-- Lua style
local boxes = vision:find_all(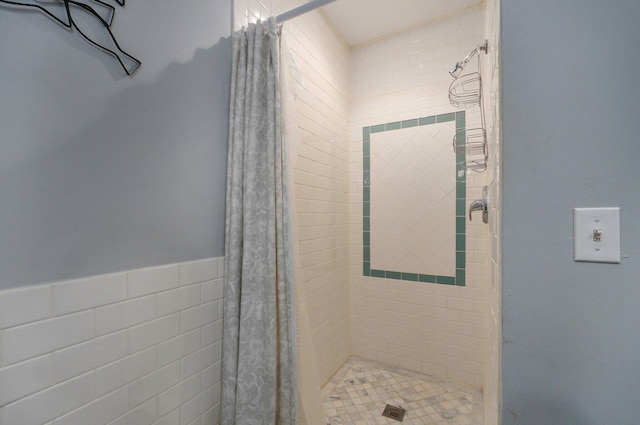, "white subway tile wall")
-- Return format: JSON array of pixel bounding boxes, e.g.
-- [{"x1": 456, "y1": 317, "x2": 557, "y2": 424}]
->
[
  {"x1": 235, "y1": 0, "x2": 352, "y2": 385},
  {"x1": 0, "y1": 257, "x2": 224, "y2": 425},
  {"x1": 348, "y1": 7, "x2": 490, "y2": 388},
  {"x1": 235, "y1": 2, "x2": 491, "y2": 389}
]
